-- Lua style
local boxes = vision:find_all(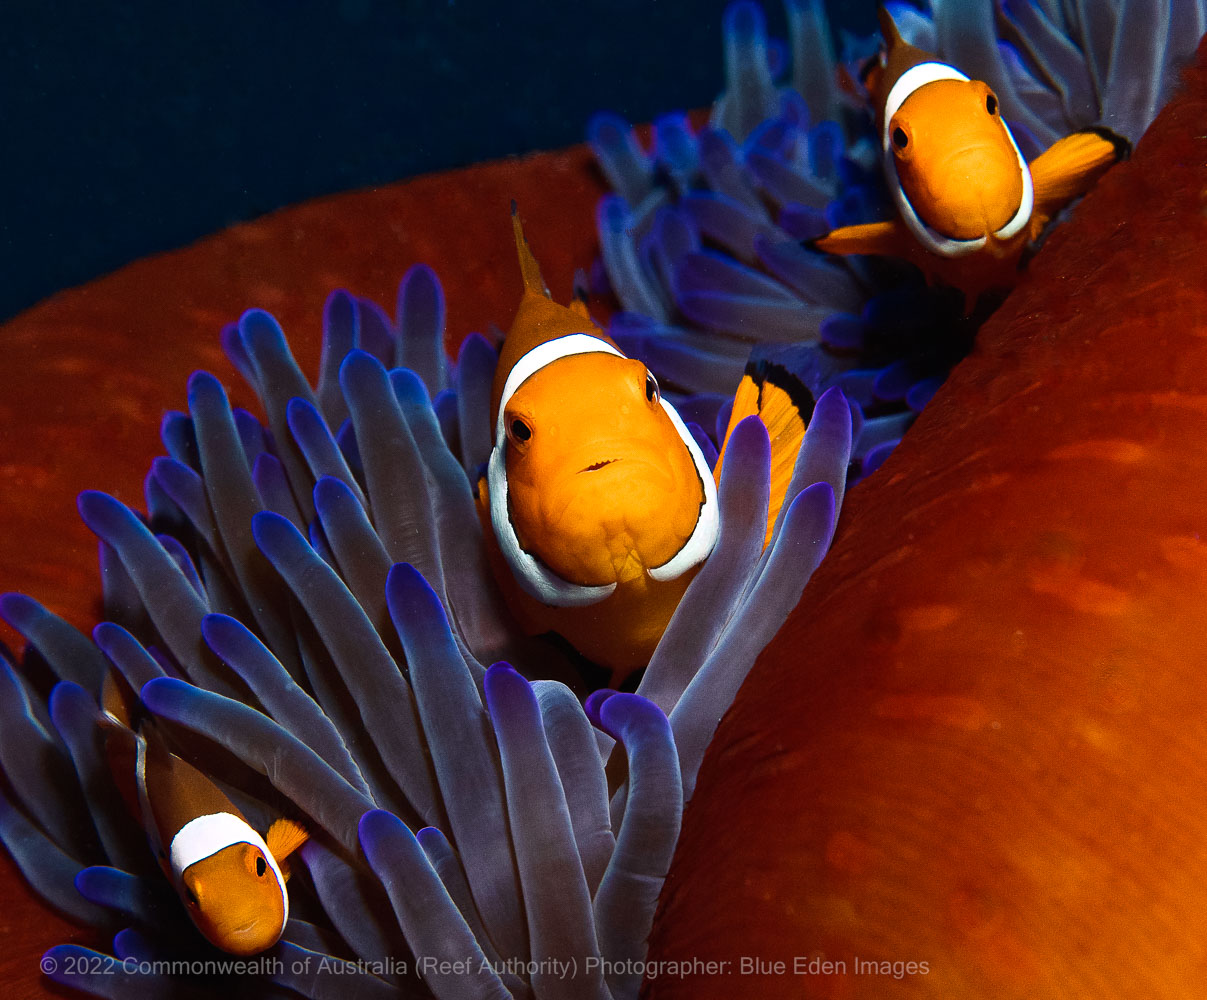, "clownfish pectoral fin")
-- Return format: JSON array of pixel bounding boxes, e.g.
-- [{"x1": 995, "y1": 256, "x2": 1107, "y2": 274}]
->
[
  {"x1": 715, "y1": 352, "x2": 819, "y2": 548},
  {"x1": 511, "y1": 201, "x2": 550, "y2": 299},
  {"x1": 264, "y1": 817, "x2": 308, "y2": 882},
  {"x1": 1027, "y1": 127, "x2": 1131, "y2": 239},
  {"x1": 811, "y1": 220, "x2": 914, "y2": 260}
]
